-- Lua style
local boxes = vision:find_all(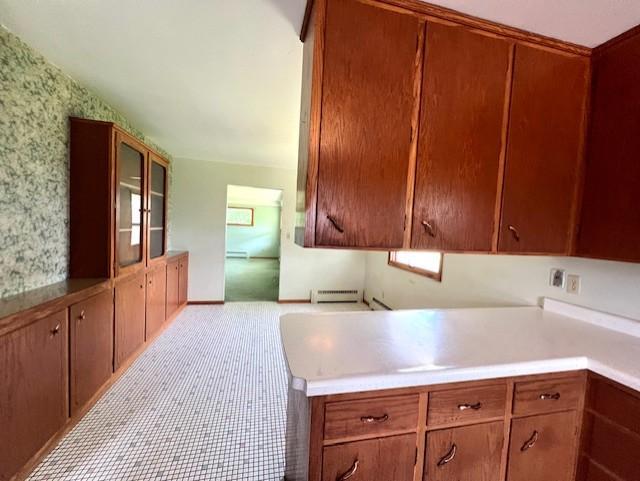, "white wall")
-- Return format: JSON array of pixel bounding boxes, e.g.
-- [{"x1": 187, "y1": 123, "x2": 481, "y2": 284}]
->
[
  {"x1": 169, "y1": 157, "x2": 367, "y2": 301},
  {"x1": 365, "y1": 252, "x2": 640, "y2": 319}
]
